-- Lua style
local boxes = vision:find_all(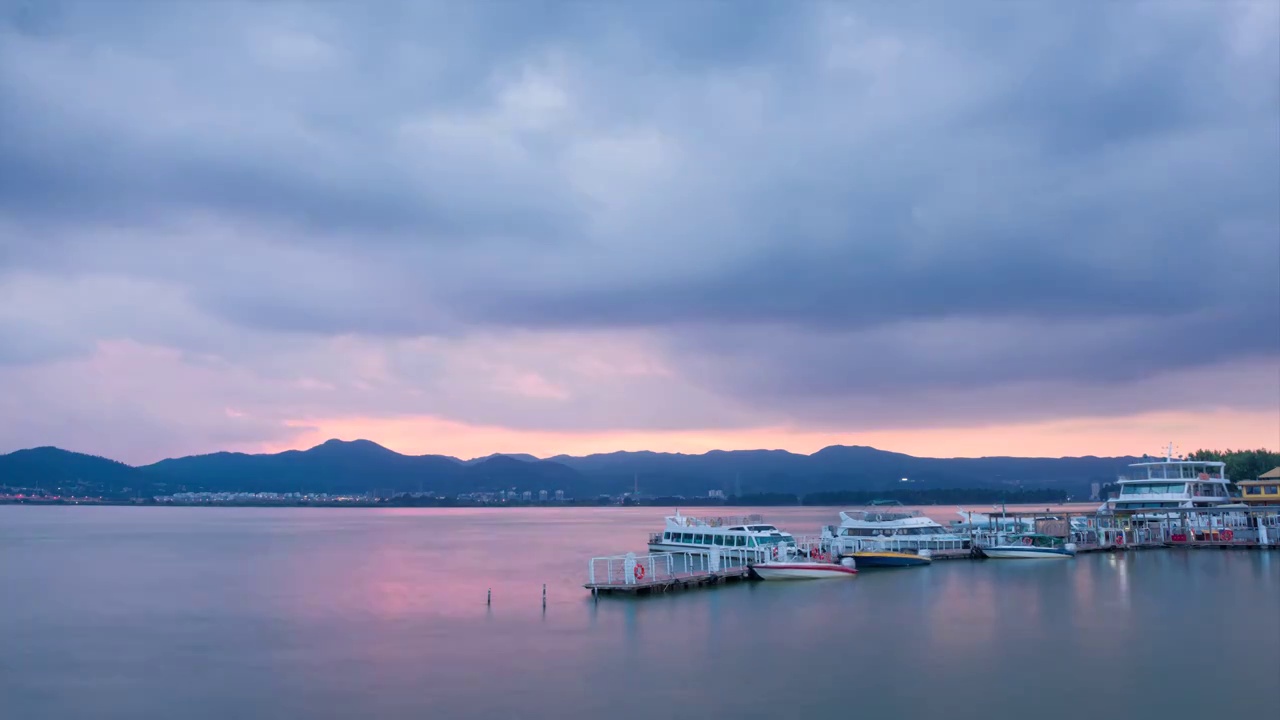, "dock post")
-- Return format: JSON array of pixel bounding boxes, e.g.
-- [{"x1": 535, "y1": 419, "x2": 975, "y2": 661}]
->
[
  {"x1": 487, "y1": 588, "x2": 491, "y2": 606},
  {"x1": 542, "y1": 584, "x2": 547, "y2": 609}
]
